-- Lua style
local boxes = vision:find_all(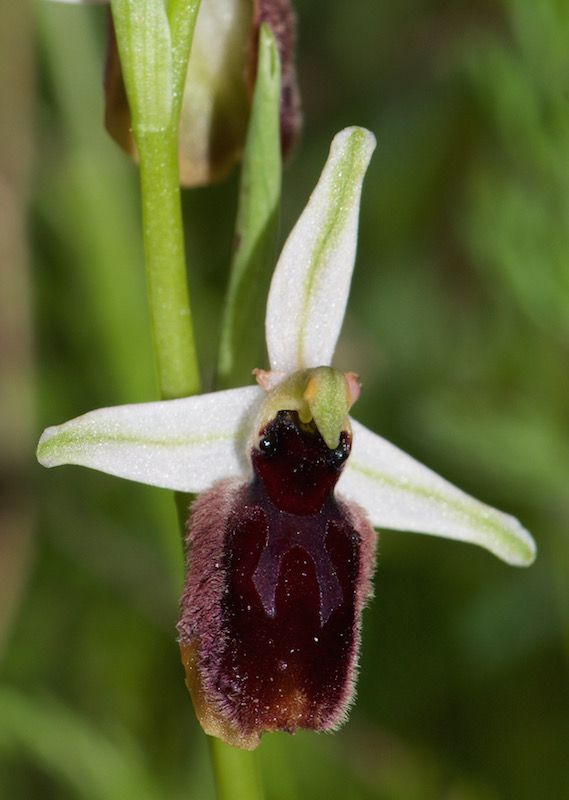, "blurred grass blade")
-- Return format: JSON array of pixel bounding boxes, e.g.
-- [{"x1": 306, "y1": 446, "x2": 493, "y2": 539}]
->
[
  {"x1": 0, "y1": 0, "x2": 34, "y2": 658},
  {"x1": 38, "y1": 2, "x2": 156, "y2": 403},
  {"x1": 216, "y1": 23, "x2": 282, "y2": 388},
  {"x1": 0, "y1": 687, "x2": 161, "y2": 800}
]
